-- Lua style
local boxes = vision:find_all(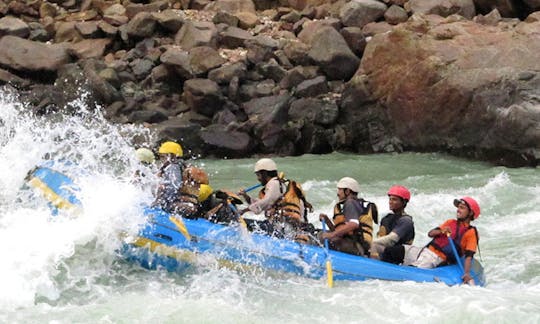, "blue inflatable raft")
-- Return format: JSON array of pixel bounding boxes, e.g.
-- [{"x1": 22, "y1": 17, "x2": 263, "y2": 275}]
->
[{"x1": 26, "y1": 163, "x2": 486, "y2": 286}]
